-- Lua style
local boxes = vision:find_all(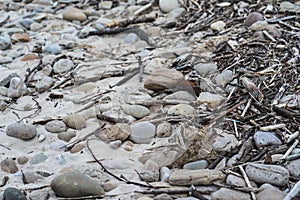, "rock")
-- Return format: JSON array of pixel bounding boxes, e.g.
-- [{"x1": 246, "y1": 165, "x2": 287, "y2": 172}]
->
[
  {"x1": 168, "y1": 169, "x2": 225, "y2": 186},
  {"x1": 254, "y1": 131, "x2": 282, "y2": 147},
  {"x1": 99, "y1": 1, "x2": 113, "y2": 9},
  {"x1": 11, "y1": 33, "x2": 29, "y2": 42},
  {"x1": 197, "y1": 92, "x2": 225, "y2": 108},
  {"x1": 0, "y1": 32, "x2": 11, "y2": 50},
  {"x1": 163, "y1": 91, "x2": 196, "y2": 101},
  {"x1": 0, "y1": 87, "x2": 8, "y2": 97},
  {"x1": 124, "y1": 33, "x2": 139, "y2": 44},
  {"x1": 30, "y1": 153, "x2": 48, "y2": 164},
  {"x1": 30, "y1": 22, "x2": 44, "y2": 31},
  {"x1": 183, "y1": 160, "x2": 208, "y2": 170},
  {"x1": 17, "y1": 156, "x2": 29, "y2": 165},
  {"x1": 280, "y1": 2, "x2": 300, "y2": 13},
  {"x1": 0, "y1": 56, "x2": 13, "y2": 64},
  {"x1": 53, "y1": 59, "x2": 74, "y2": 74},
  {"x1": 214, "y1": 70, "x2": 233, "y2": 87},
  {"x1": 210, "y1": 20, "x2": 226, "y2": 31},
  {"x1": 285, "y1": 159, "x2": 300, "y2": 177},
  {"x1": 58, "y1": 130, "x2": 76, "y2": 142},
  {"x1": 140, "y1": 160, "x2": 160, "y2": 182},
  {"x1": 256, "y1": 183, "x2": 286, "y2": 200},
  {"x1": 167, "y1": 104, "x2": 196, "y2": 116},
  {"x1": 3, "y1": 187, "x2": 26, "y2": 200},
  {"x1": 193, "y1": 63, "x2": 218, "y2": 76},
  {"x1": 144, "y1": 68, "x2": 184, "y2": 91},
  {"x1": 263, "y1": 24, "x2": 282, "y2": 38},
  {"x1": 22, "y1": 171, "x2": 44, "y2": 183},
  {"x1": 130, "y1": 122, "x2": 156, "y2": 144},
  {"x1": 160, "y1": 166, "x2": 172, "y2": 181},
  {"x1": 44, "y1": 44, "x2": 62, "y2": 55},
  {"x1": 6, "y1": 123, "x2": 37, "y2": 140},
  {"x1": 35, "y1": 76, "x2": 54, "y2": 93},
  {"x1": 38, "y1": 133, "x2": 46, "y2": 142},
  {"x1": 213, "y1": 130, "x2": 238, "y2": 153},
  {"x1": 245, "y1": 163, "x2": 289, "y2": 186},
  {"x1": 159, "y1": 0, "x2": 184, "y2": 13},
  {"x1": 154, "y1": 193, "x2": 173, "y2": 200},
  {"x1": 19, "y1": 18, "x2": 34, "y2": 29},
  {"x1": 109, "y1": 140, "x2": 122, "y2": 149},
  {"x1": 226, "y1": 174, "x2": 247, "y2": 187},
  {"x1": 122, "y1": 104, "x2": 150, "y2": 119},
  {"x1": 96, "y1": 123, "x2": 130, "y2": 142},
  {"x1": 21, "y1": 53, "x2": 39, "y2": 61},
  {"x1": 45, "y1": 120, "x2": 67, "y2": 133},
  {"x1": 70, "y1": 142, "x2": 85, "y2": 153},
  {"x1": 63, "y1": 7, "x2": 87, "y2": 22},
  {"x1": 102, "y1": 179, "x2": 118, "y2": 192},
  {"x1": 245, "y1": 12, "x2": 264, "y2": 28},
  {"x1": 51, "y1": 171, "x2": 105, "y2": 197},
  {"x1": 211, "y1": 188, "x2": 251, "y2": 200},
  {"x1": 156, "y1": 122, "x2": 172, "y2": 138},
  {"x1": 63, "y1": 113, "x2": 86, "y2": 130},
  {"x1": 7, "y1": 77, "x2": 28, "y2": 98},
  {"x1": 166, "y1": 8, "x2": 186, "y2": 25},
  {"x1": 1, "y1": 158, "x2": 18, "y2": 173},
  {"x1": 137, "y1": 197, "x2": 153, "y2": 200}
]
